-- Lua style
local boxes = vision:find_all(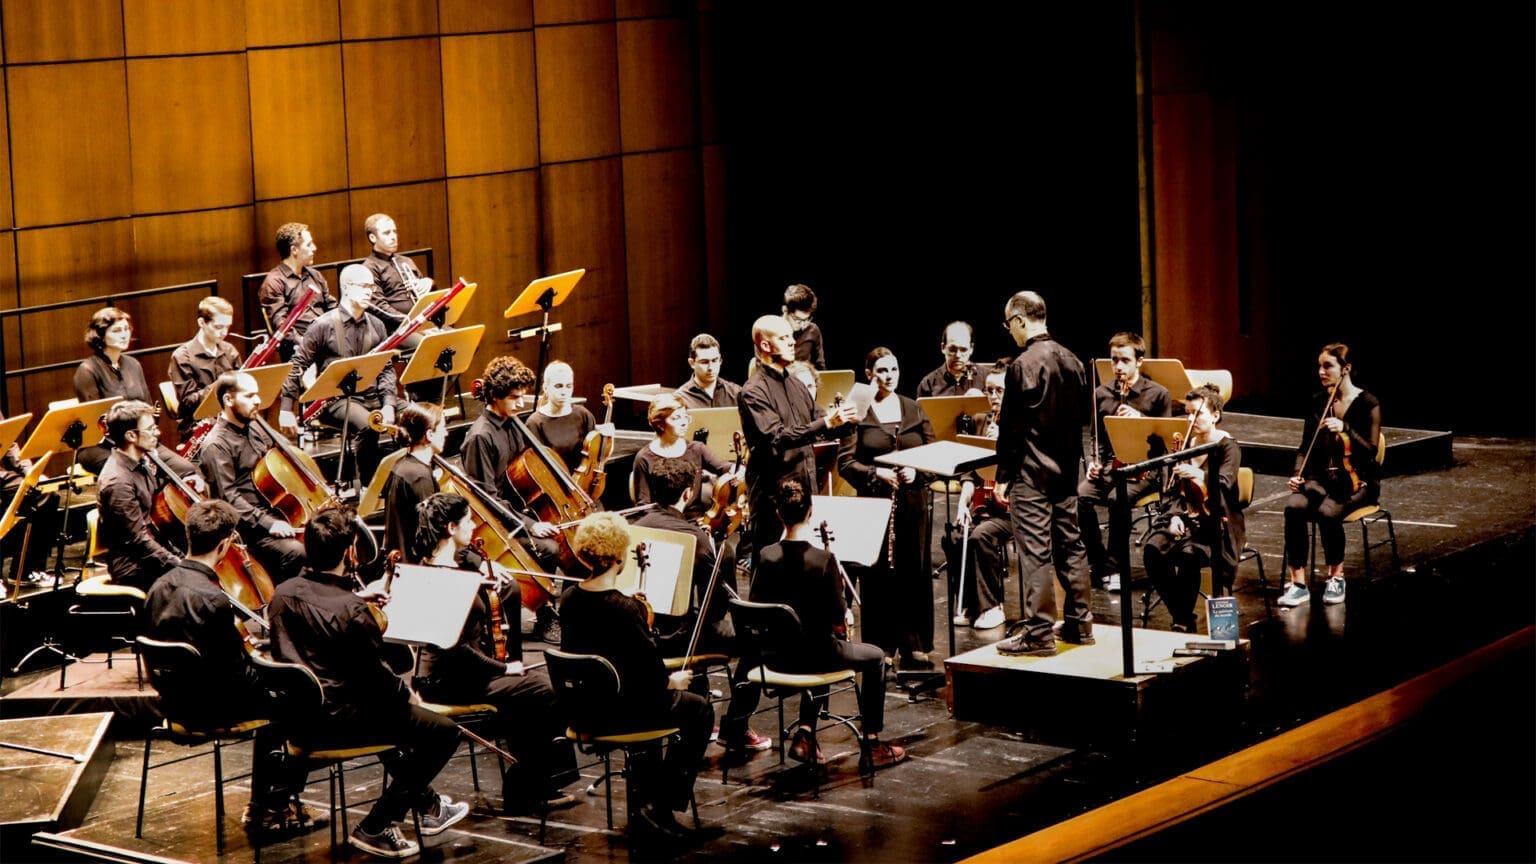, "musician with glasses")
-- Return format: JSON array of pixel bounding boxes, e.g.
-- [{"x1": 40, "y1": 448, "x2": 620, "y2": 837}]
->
[
  {"x1": 915, "y1": 321, "x2": 982, "y2": 398},
  {"x1": 257, "y1": 222, "x2": 335, "y2": 362},
  {"x1": 948, "y1": 360, "x2": 1012, "y2": 630},
  {"x1": 96, "y1": 400, "x2": 197, "y2": 590}
]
